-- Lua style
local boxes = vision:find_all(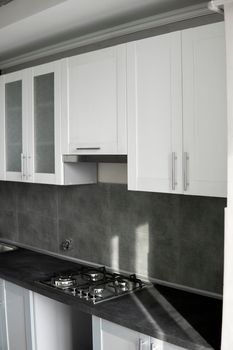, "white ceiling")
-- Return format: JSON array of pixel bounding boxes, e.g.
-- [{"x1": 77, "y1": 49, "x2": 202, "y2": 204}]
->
[{"x1": 0, "y1": 0, "x2": 207, "y2": 62}]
